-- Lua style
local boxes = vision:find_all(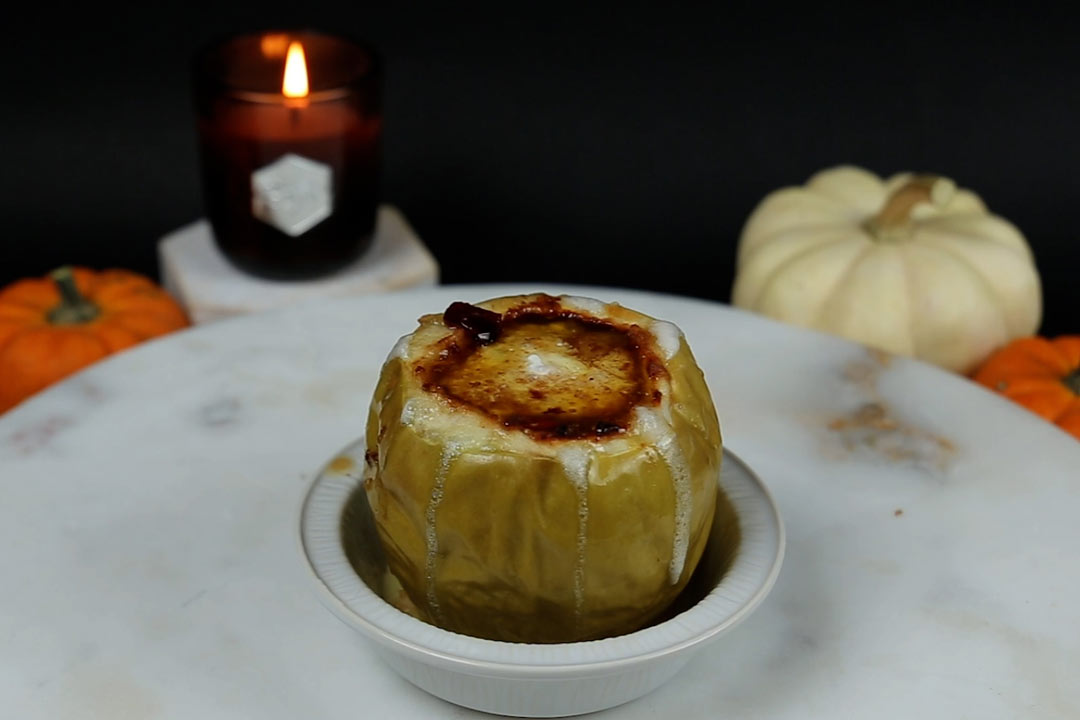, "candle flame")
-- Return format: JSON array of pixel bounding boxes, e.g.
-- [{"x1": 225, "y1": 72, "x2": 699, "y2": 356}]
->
[{"x1": 282, "y1": 42, "x2": 309, "y2": 98}]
